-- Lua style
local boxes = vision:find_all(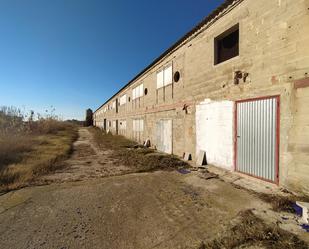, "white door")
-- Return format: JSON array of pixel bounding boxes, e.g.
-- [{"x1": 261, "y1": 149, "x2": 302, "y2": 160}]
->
[{"x1": 156, "y1": 120, "x2": 172, "y2": 154}]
